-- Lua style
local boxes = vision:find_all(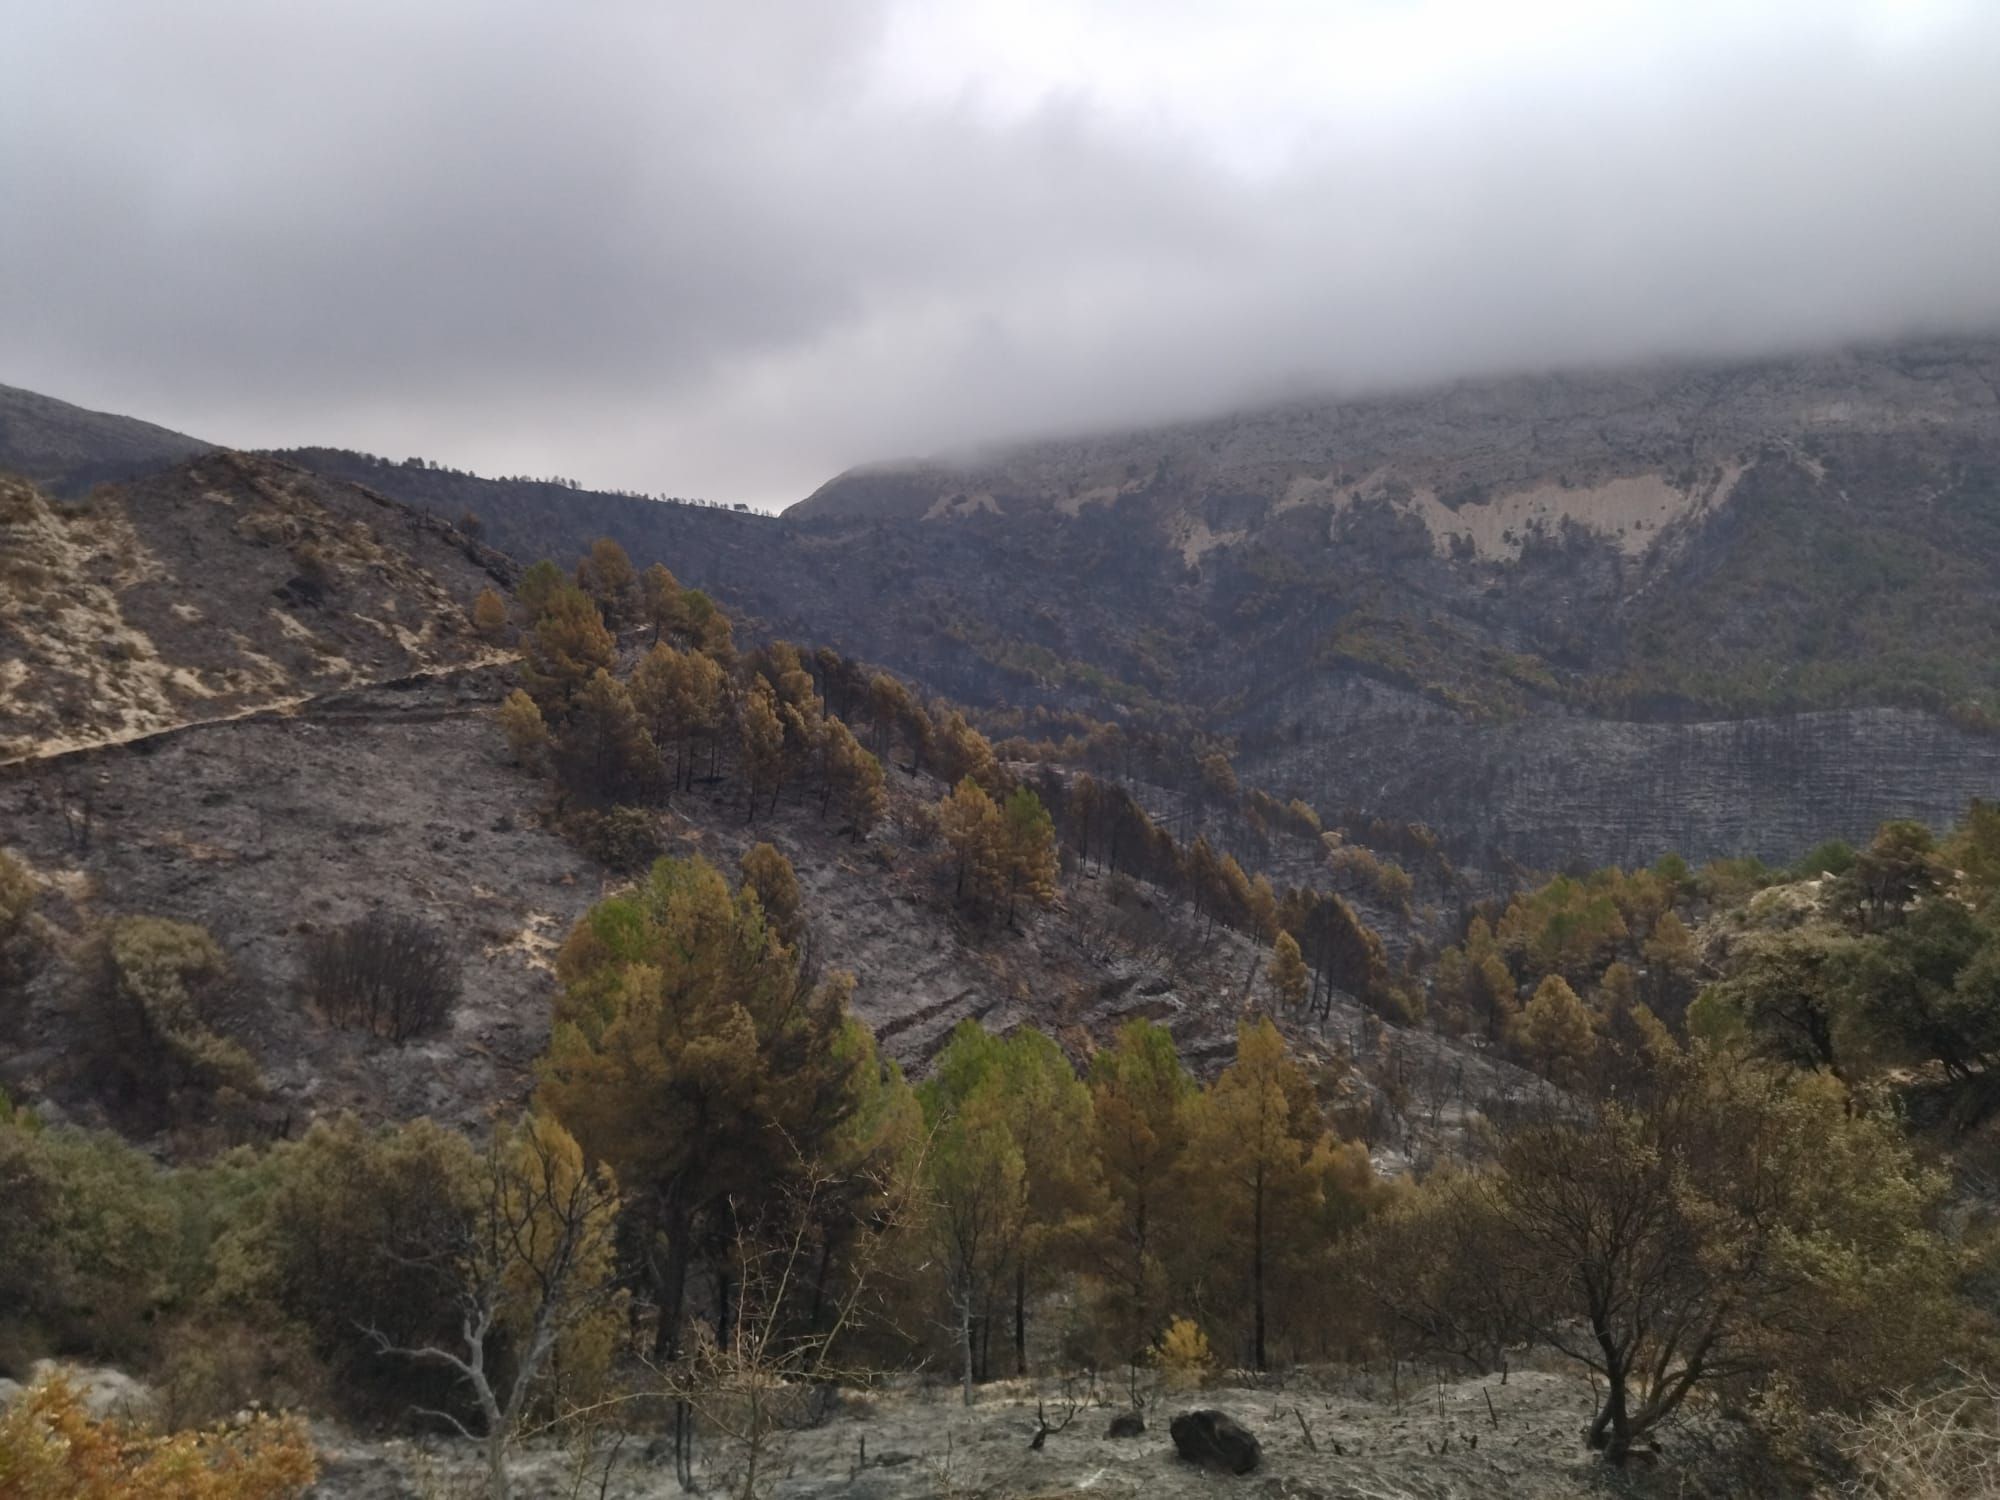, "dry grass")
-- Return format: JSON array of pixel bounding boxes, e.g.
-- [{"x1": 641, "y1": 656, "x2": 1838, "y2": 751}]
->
[{"x1": 1837, "y1": 1371, "x2": 2000, "y2": 1499}]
